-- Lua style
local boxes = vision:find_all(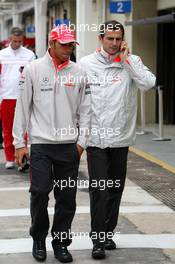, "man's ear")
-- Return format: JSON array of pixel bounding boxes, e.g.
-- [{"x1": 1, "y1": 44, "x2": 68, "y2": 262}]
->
[
  {"x1": 49, "y1": 40, "x2": 53, "y2": 47},
  {"x1": 50, "y1": 40, "x2": 57, "y2": 49},
  {"x1": 49, "y1": 40, "x2": 57, "y2": 50},
  {"x1": 98, "y1": 35, "x2": 102, "y2": 42}
]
